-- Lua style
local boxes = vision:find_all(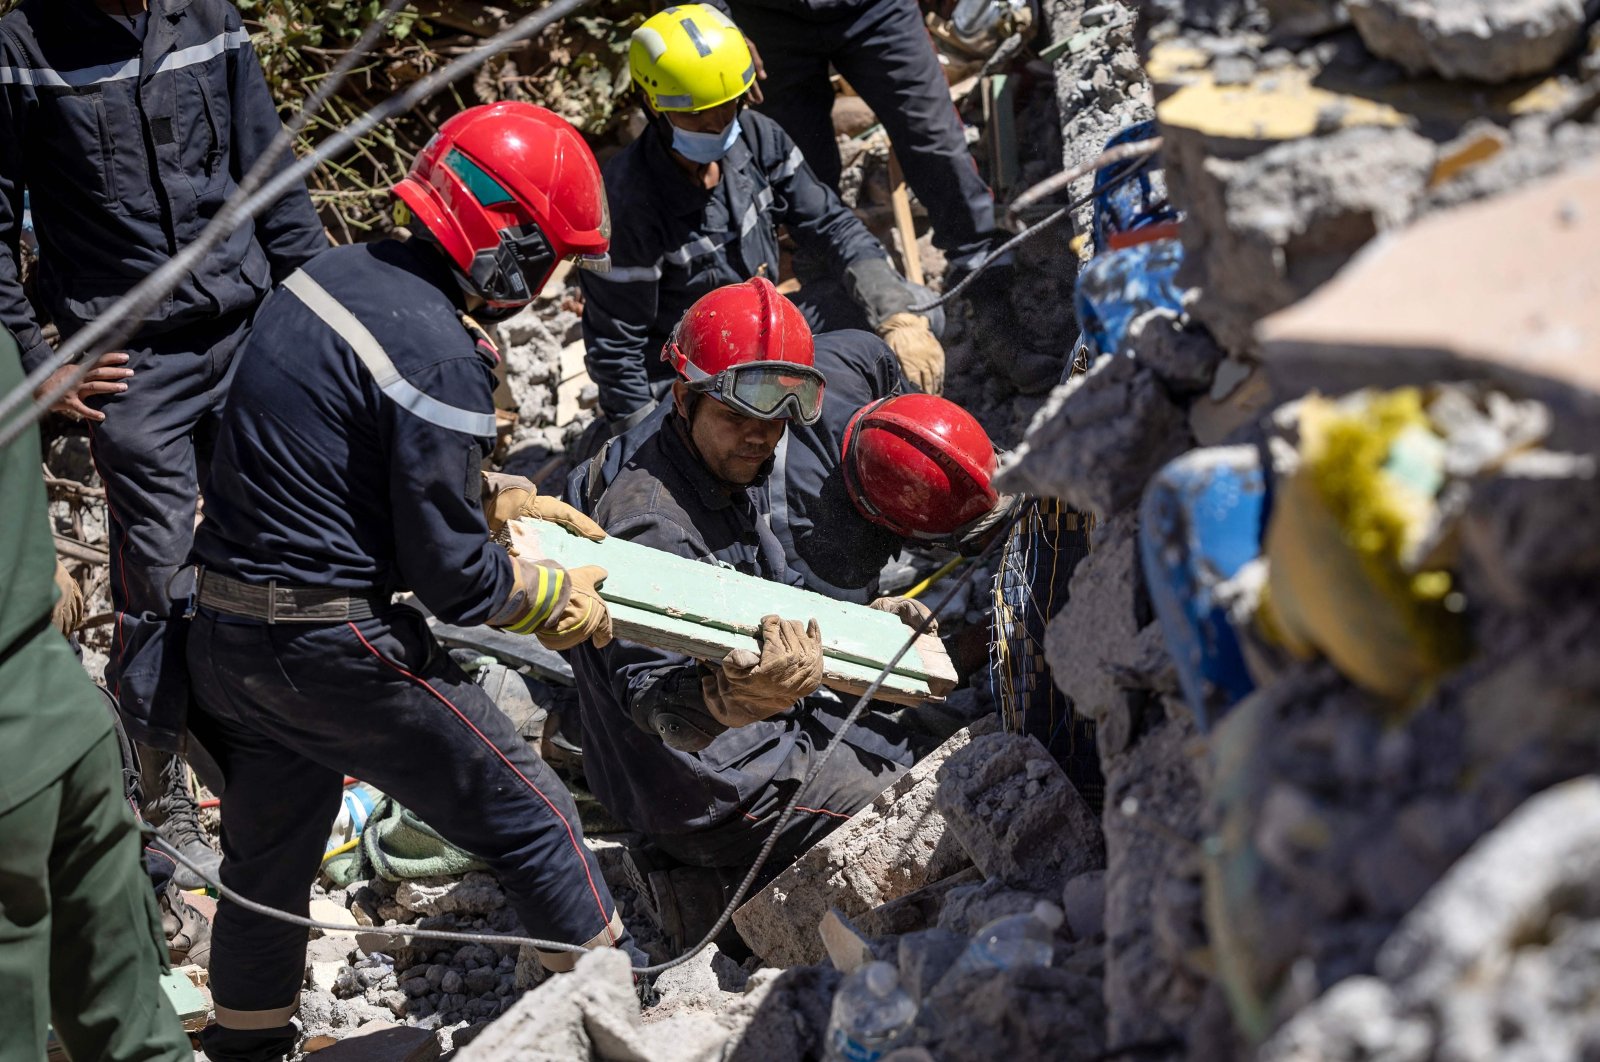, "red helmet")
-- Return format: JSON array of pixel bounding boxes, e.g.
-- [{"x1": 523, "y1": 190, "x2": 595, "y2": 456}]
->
[
  {"x1": 842, "y1": 394, "x2": 1000, "y2": 538},
  {"x1": 664, "y1": 278, "x2": 826, "y2": 424},
  {"x1": 395, "y1": 102, "x2": 610, "y2": 314}
]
